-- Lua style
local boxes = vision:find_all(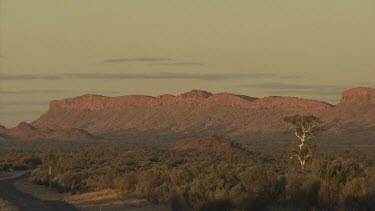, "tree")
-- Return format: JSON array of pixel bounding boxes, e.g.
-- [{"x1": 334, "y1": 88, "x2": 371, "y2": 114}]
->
[
  {"x1": 42, "y1": 153, "x2": 57, "y2": 189},
  {"x1": 284, "y1": 115, "x2": 322, "y2": 169}
]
